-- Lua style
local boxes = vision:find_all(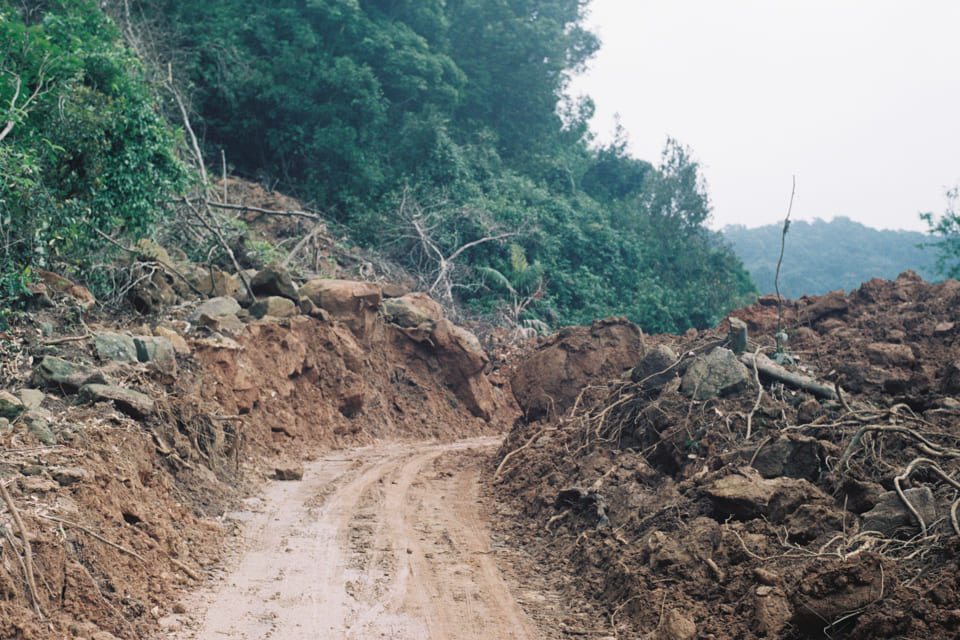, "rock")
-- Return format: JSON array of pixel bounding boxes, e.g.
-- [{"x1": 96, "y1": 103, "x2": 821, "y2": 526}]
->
[
  {"x1": 94, "y1": 332, "x2": 138, "y2": 362},
  {"x1": 15, "y1": 389, "x2": 45, "y2": 409},
  {"x1": 430, "y1": 319, "x2": 495, "y2": 420},
  {"x1": 655, "y1": 610, "x2": 697, "y2": 640},
  {"x1": 630, "y1": 344, "x2": 678, "y2": 389},
  {"x1": 727, "y1": 317, "x2": 748, "y2": 354},
  {"x1": 750, "y1": 434, "x2": 822, "y2": 481},
  {"x1": 153, "y1": 326, "x2": 191, "y2": 355},
  {"x1": 0, "y1": 417, "x2": 9, "y2": 432},
  {"x1": 941, "y1": 361, "x2": 960, "y2": 395},
  {"x1": 194, "y1": 333, "x2": 244, "y2": 350},
  {"x1": 18, "y1": 475, "x2": 59, "y2": 494},
  {"x1": 249, "y1": 296, "x2": 298, "y2": 319},
  {"x1": 134, "y1": 336, "x2": 178, "y2": 375},
  {"x1": 251, "y1": 263, "x2": 299, "y2": 300},
  {"x1": 704, "y1": 466, "x2": 825, "y2": 522},
  {"x1": 191, "y1": 296, "x2": 242, "y2": 320},
  {"x1": 130, "y1": 269, "x2": 179, "y2": 313},
  {"x1": 197, "y1": 312, "x2": 246, "y2": 336},
  {"x1": 32, "y1": 356, "x2": 107, "y2": 391},
  {"x1": 0, "y1": 391, "x2": 24, "y2": 420},
  {"x1": 23, "y1": 410, "x2": 57, "y2": 445},
  {"x1": 753, "y1": 588, "x2": 792, "y2": 637},
  {"x1": 681, "y1": 347, "x2": 751, "y2": 400},
  {"x1": 275, "y1": 464, "x2": 304, "y2": 481},
  {"x1": 796, "y1": 398, "x2": 822, "y2": 424},
  {"x1": 299, "y1": 279, "x2": 382, "y2": 339},
  {"x1": 861, "y1": 487, "x2": 937, "y2": 536},
  {"x1": 934, "y1": 321, "x2": 955, "y2": 335},
  {"x1": 804, "y1": 290, "x2": 848, "y2": 322},
  {"x1": 78, "y1": 384, "x2": 155, "y2": 418},
  {"x1": 182, "y1": 264, "x2": 238, "y2": 298},
  {"x1": 511, "y1": 318, "x2": 644, "y2": 420},
  {"x1": 382, "y1": 292, "x2": 444, "y2": 328},
  {"x1": 91, "y1": 632, "x2": 121, "y2": 640},
  {"x1": 51, "y1": 467, "x2": 92, "y2": 486},
  {"x1": 68, "y1": 621, "x2": 102, "y2": 639},
  {"x1": 866, "y1": 342, "x2": 916, "y2": 367}
]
